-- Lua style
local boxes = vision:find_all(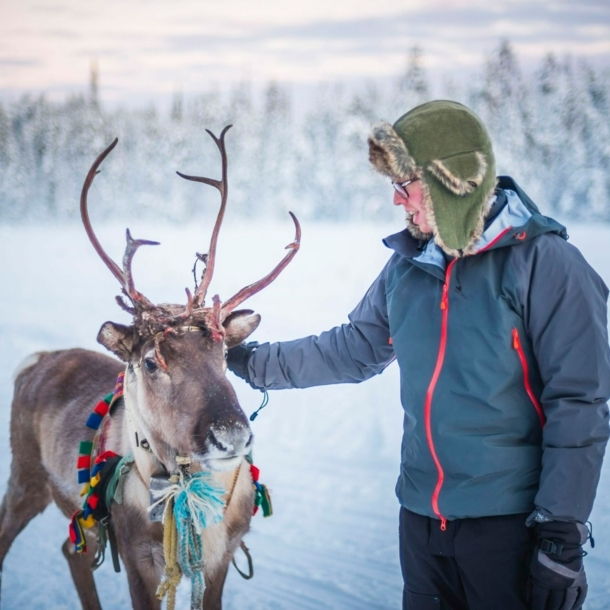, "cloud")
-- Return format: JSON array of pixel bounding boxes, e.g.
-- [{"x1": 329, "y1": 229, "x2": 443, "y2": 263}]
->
[
  {"x1": 0, "y1": 58, "x2": 41, "y2": 67},
  {"x1": 45, "y1": 29, "x2": 82, "y2": 40},
  {"x1": 160, "y1": 3, "x2": 610, "y2": 60},
  {"x1": 1, "y1": 0, "x2": 608, "y2": 101}
]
